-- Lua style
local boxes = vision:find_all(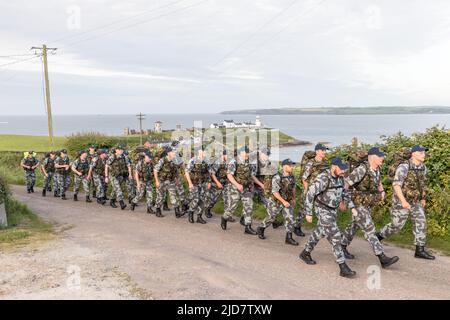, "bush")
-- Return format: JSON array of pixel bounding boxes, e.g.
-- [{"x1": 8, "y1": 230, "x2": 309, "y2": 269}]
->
[{"x1": 0, "y1": 171, "x2": 11, "y2": 205}]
